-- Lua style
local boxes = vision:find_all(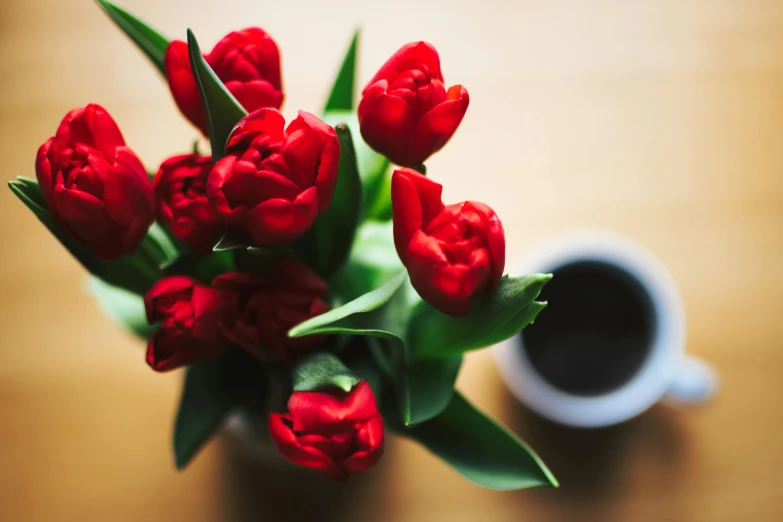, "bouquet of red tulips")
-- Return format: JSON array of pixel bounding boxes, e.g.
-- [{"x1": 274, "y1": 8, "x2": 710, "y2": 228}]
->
[{"x1": 8, "y1": 1, "x2": 557, "y2": 489}]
